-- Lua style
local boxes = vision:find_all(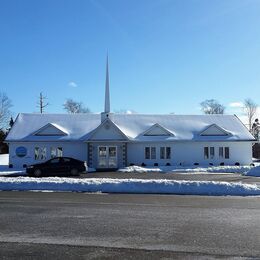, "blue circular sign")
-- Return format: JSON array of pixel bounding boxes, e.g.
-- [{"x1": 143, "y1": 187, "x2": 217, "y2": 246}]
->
[{"x1": 16, "y1": 146, "x2": 27, "y2": 157}]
